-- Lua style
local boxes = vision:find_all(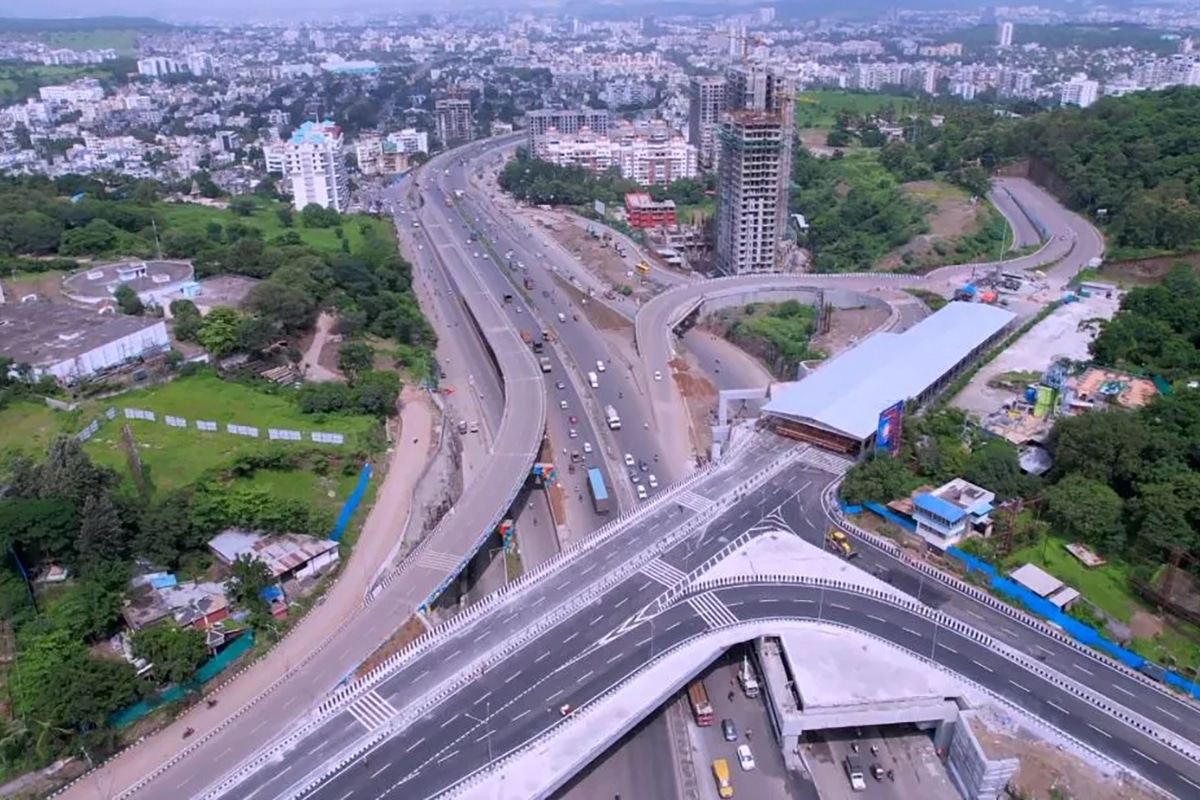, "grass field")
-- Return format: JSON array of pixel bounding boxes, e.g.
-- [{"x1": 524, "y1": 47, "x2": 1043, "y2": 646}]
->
[
  {"x1": 0, "y1": 374, "x2": 381, "y2": 493},
  {"x1": 1004, "y1": 536, "x2": 1136, "y2": 623},
  {"x1": 0, "y1": 63, "x2": 126, "y2": 103},
  {"x1": 156, "y1": 199, "x2": 394, "y2": 256},
  {"x1": 793, "y1": 90, "x2": 918, "y2": 129},
  {"x1": 41, "y1": 30, "x2": 141, "y2": 55}
]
